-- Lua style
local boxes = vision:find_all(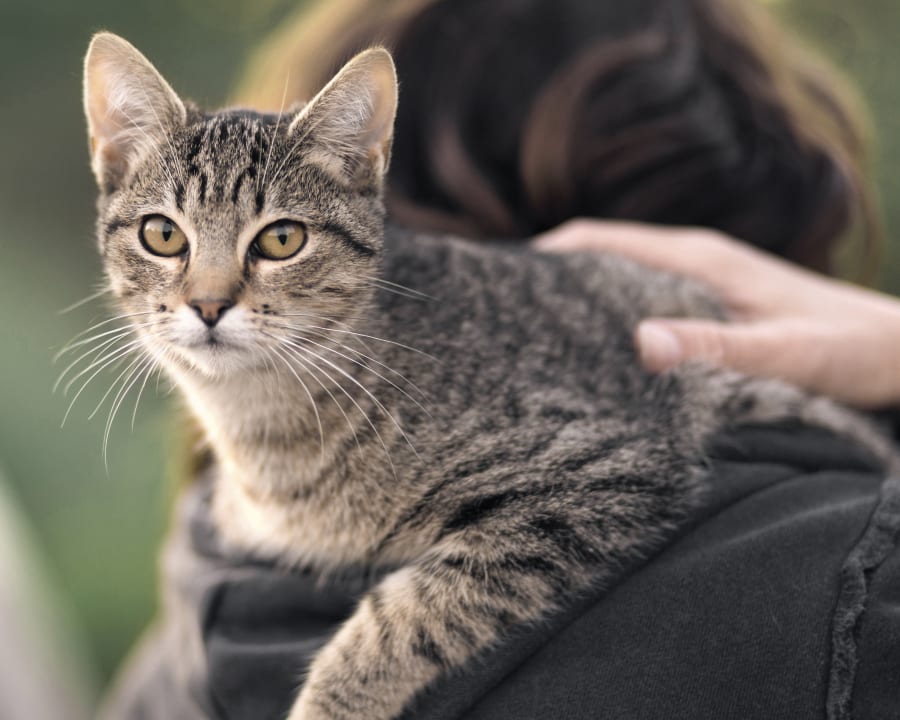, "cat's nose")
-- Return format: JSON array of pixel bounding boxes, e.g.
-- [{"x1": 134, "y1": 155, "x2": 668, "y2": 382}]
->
[{"x1": 189, "y1": 298, "x2": 234, "y2": 328}]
